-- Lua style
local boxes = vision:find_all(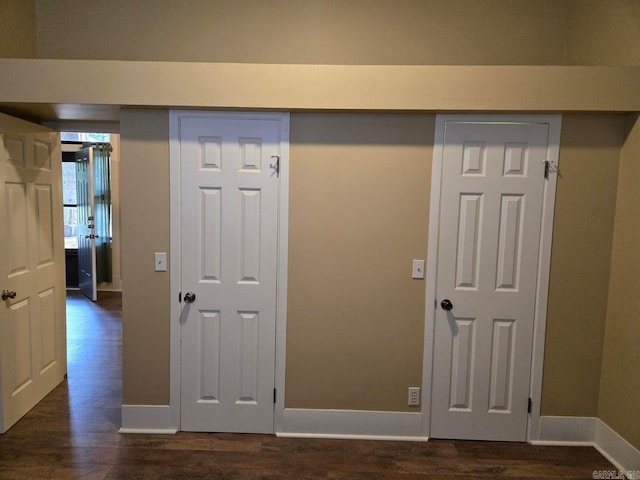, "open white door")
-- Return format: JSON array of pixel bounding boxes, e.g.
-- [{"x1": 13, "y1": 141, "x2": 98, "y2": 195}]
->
[
  {"x1": 175, "y1": 112, "x2": 287, "y2": 433},
  {"x1": 76, "y1": 147, "x2": 97, "y2": 301},
  {"x1": 429, "y1": 116, "x2": 560, "y2": 441},
  {"x1": 0, "y1": 113, "x2": 66, "y2": 433}
]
